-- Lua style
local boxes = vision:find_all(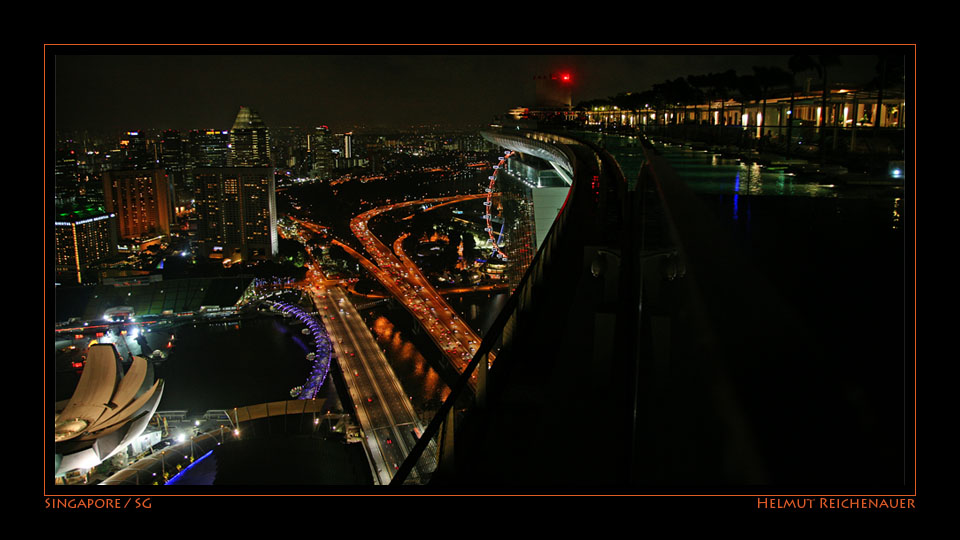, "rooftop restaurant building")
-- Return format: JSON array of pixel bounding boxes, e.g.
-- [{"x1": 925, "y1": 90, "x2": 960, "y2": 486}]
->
[{"x1": 577, "y1": 85, "x2": 906, "y2": 155}]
